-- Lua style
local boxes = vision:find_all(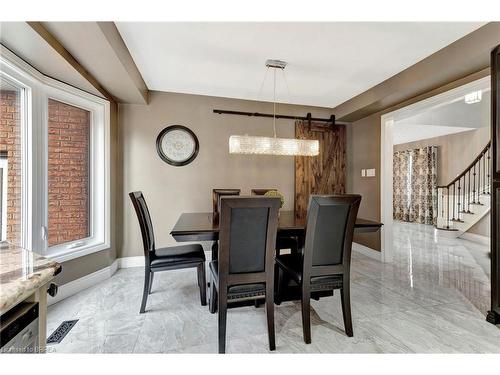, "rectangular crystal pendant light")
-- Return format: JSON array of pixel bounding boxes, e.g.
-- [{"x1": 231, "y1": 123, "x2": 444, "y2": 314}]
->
[
  {"x1": 229, "y1": 135, "x2": 319, "y2": 156},
  {"x1": 228, "y1": 59, "x2": 320, "y2": 157}
]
